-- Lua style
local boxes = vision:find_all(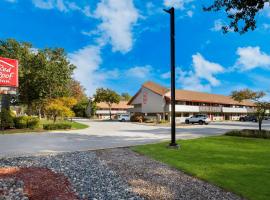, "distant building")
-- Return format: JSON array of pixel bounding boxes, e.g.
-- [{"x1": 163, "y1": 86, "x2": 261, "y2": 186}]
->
[
  {"x1": 128, "y1": 81, "x2": 255, "y2": 122},
  {"x1": 96, "y1": 101, "x2": 133, "y2": 119}
]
